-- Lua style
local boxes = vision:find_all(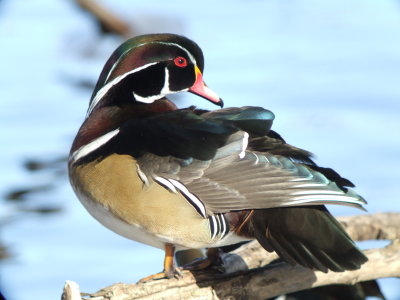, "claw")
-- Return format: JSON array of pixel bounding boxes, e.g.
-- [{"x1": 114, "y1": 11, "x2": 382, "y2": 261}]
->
[
  {"x1": 138, "y1": 267, "x2": 183, "y2": 283},
  {"x1": 138, "y1": 243, "x2": 180, "y2": 283},
  {"x1": 173, "y1": 267, "x2": 183, "y2": 279}
]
